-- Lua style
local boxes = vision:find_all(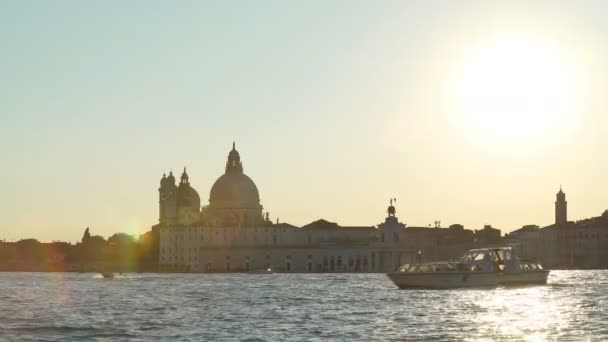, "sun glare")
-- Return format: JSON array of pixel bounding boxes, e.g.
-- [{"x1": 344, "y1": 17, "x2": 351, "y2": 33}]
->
[{"x1": 444, "y1": 33, "x2": 586, "y2": 147}]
